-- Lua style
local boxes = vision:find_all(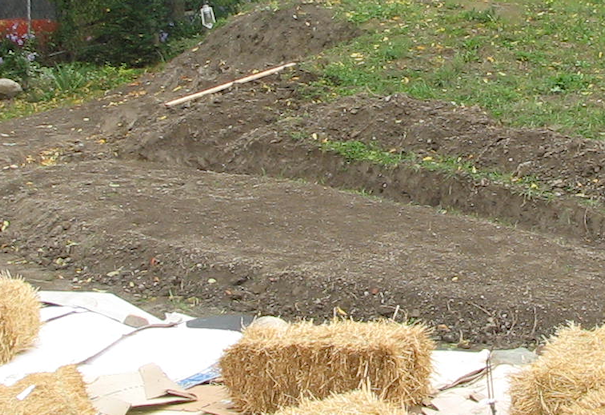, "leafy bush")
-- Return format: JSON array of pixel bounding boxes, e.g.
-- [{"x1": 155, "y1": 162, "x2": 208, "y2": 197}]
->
[
  {"x1": 51, "y1": 0, "x2": 170, "y2": 67},
  {"x1": 50, "y1": 0, "x2": 252, "y2": 67},
  {"x1": 38, "y1": 64, "x2": 88, "y2": 94}
]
